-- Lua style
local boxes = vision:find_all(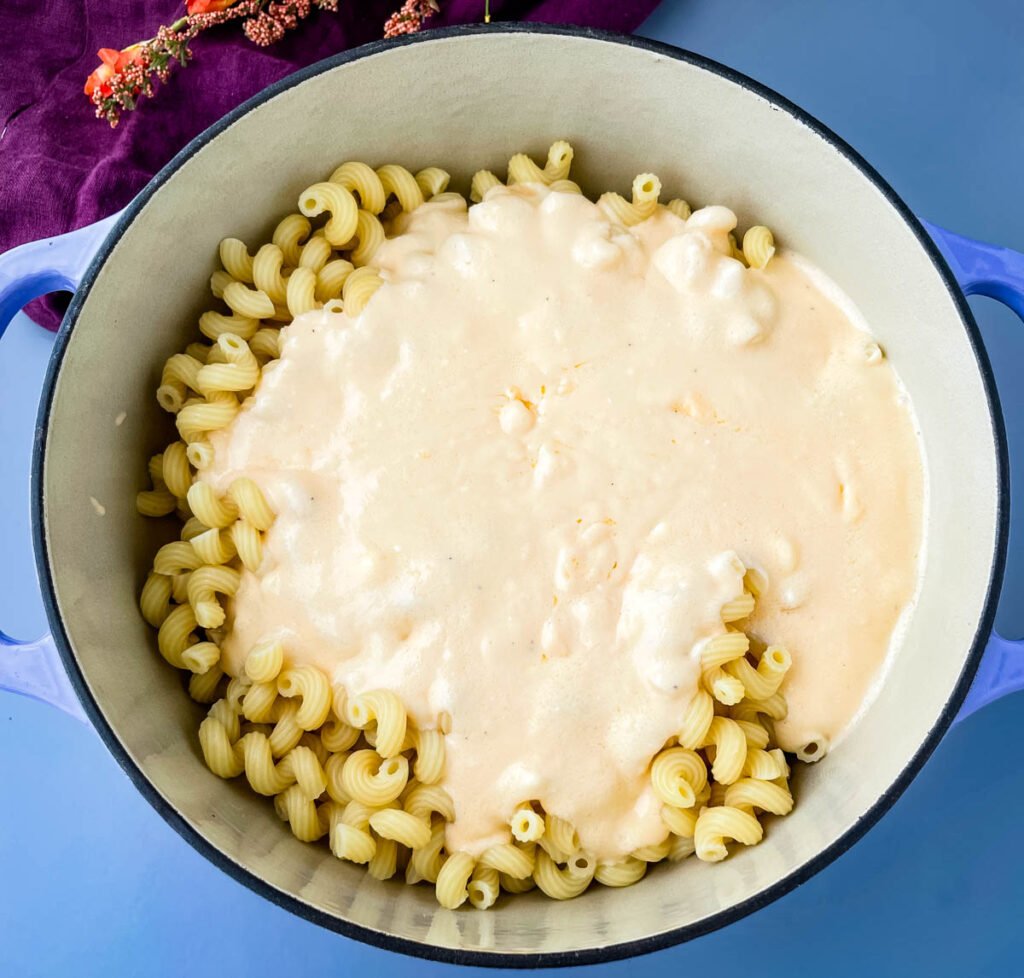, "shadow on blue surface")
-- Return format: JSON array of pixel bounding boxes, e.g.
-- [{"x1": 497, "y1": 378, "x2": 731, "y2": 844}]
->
[{"x1": 3, "y1": 1, "x2": 1023, "y2": 974}]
